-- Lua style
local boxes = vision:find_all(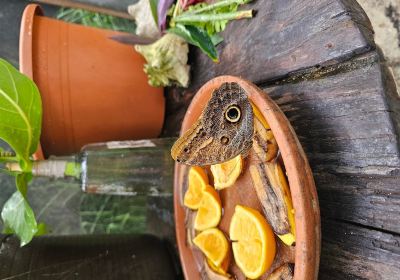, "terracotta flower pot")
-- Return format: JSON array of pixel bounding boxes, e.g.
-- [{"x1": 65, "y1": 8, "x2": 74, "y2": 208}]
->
[
  {"x1": 20, "y1": 4, "x2": 165, "y2": 159},
  {"x1": 174, "y1": 76, "x2": 321, "y2": 279}
]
